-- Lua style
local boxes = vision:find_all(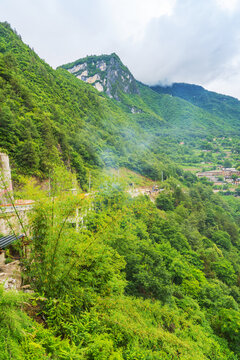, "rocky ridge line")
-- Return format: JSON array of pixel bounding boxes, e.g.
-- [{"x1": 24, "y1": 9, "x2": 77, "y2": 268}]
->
[{"x1": 61, "y1": 53, "x2": 139, "y2": 100}]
